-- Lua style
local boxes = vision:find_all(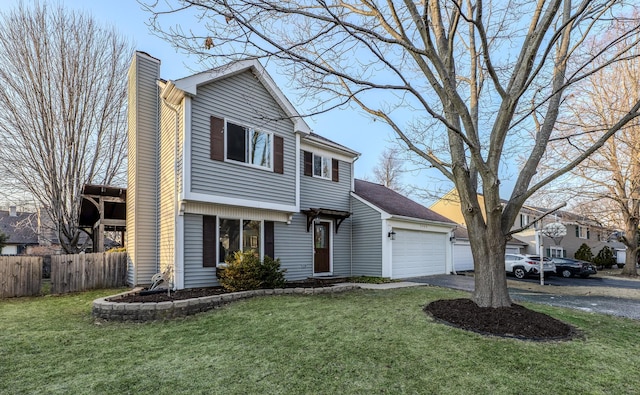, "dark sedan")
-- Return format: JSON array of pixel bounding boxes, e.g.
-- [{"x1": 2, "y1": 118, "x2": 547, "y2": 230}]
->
[{"x1": 552, "y1": 258, "x2": 598, "y2": 278}]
